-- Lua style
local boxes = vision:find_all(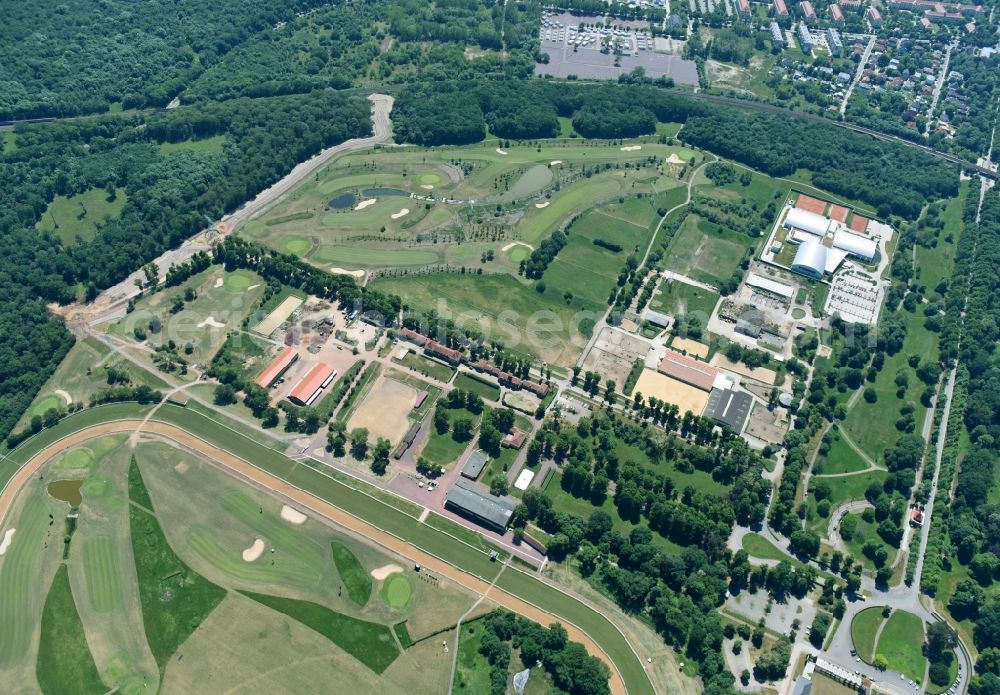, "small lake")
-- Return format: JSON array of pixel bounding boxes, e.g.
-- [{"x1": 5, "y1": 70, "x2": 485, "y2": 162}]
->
[
  {"x1": 362, "y1": 187, "x2": 410, "y2": 197},
  {"x1": 48, "y1": 479, "x2": 84, "y2": 507},
  {"x1": 328, "y1": 192, "x2": 357, "y2": 209}
]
